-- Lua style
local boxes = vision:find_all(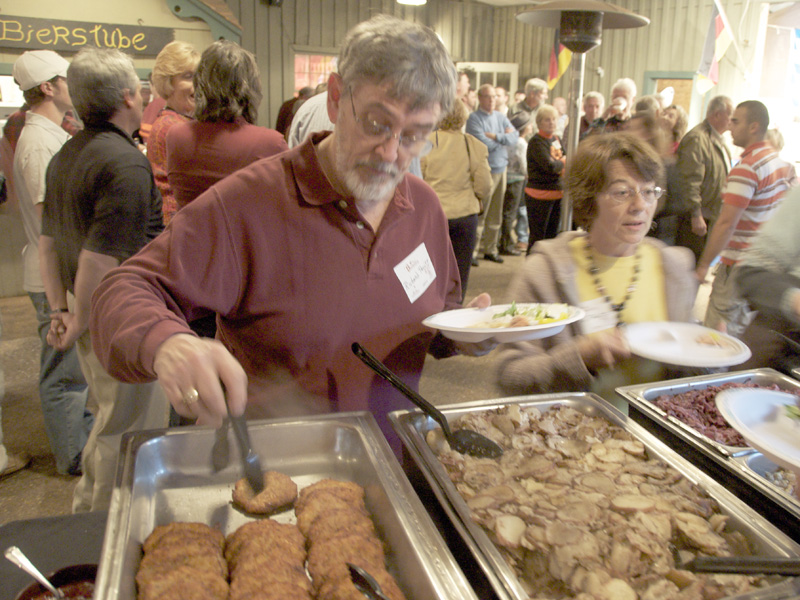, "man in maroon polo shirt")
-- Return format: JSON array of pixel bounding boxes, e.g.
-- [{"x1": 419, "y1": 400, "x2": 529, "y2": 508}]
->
[{"x1": 90, "y1": 15, "x2": 491, "y2": 453}]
